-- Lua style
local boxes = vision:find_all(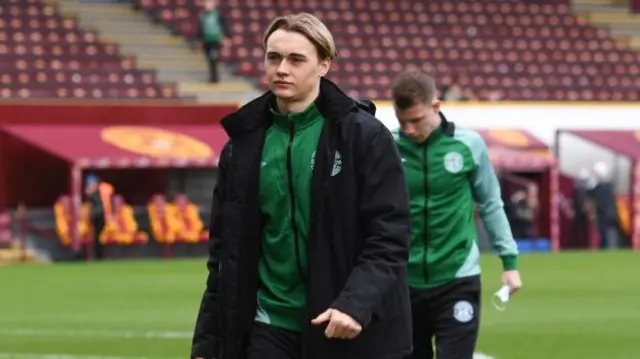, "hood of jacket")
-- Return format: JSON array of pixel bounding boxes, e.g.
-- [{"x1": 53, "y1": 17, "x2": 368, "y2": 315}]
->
[{"x1": 221, "y1": 77, "x2": 375, "y2": 138}]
